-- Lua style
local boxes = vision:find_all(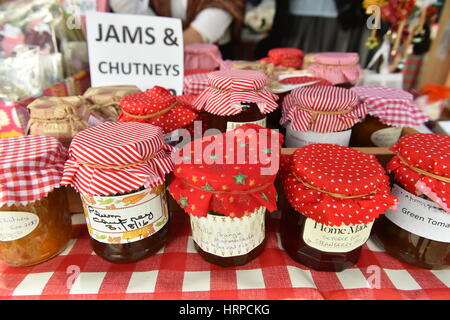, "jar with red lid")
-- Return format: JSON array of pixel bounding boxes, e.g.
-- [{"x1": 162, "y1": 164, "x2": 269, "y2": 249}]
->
[
  {"x1": 350, "y1": 86, "x2": 429, "y2": 147},
  {"x1": 0, "y1": 136, "x2": 72, "y2": 267},
  {"x1": 61, "y1": 122, "x2": 174, "y2": 263},
  {"x1": 169, "y1": 124, "x2": 281, "y2": 267},
  {"x1": 193, "y1": 70, "x2": 279, "y2": 133},
  {"x1": 280, "y1": 144, "x2": 397, "y2": 272},
  {"x1": 372, "y1": 133, "x2": 450, "y2": 269},
  {"x1": 280, "y1": 85, "x2": 367, "y2": 148},
  {"x1": 268, "y1": 48, "x2": 304, "y2": 70}
]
